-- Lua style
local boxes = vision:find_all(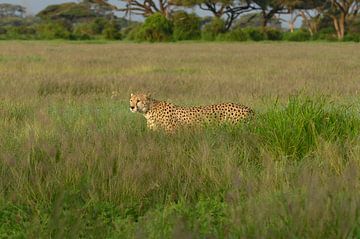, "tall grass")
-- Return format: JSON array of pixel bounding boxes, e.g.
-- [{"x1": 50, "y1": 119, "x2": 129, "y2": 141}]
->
[
  {"x1": 0, "y1": 42, "x2": 359, "y2": 238},
  {"x1": 1, "y1": 96, "x2": 359, "y2": 238}
]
